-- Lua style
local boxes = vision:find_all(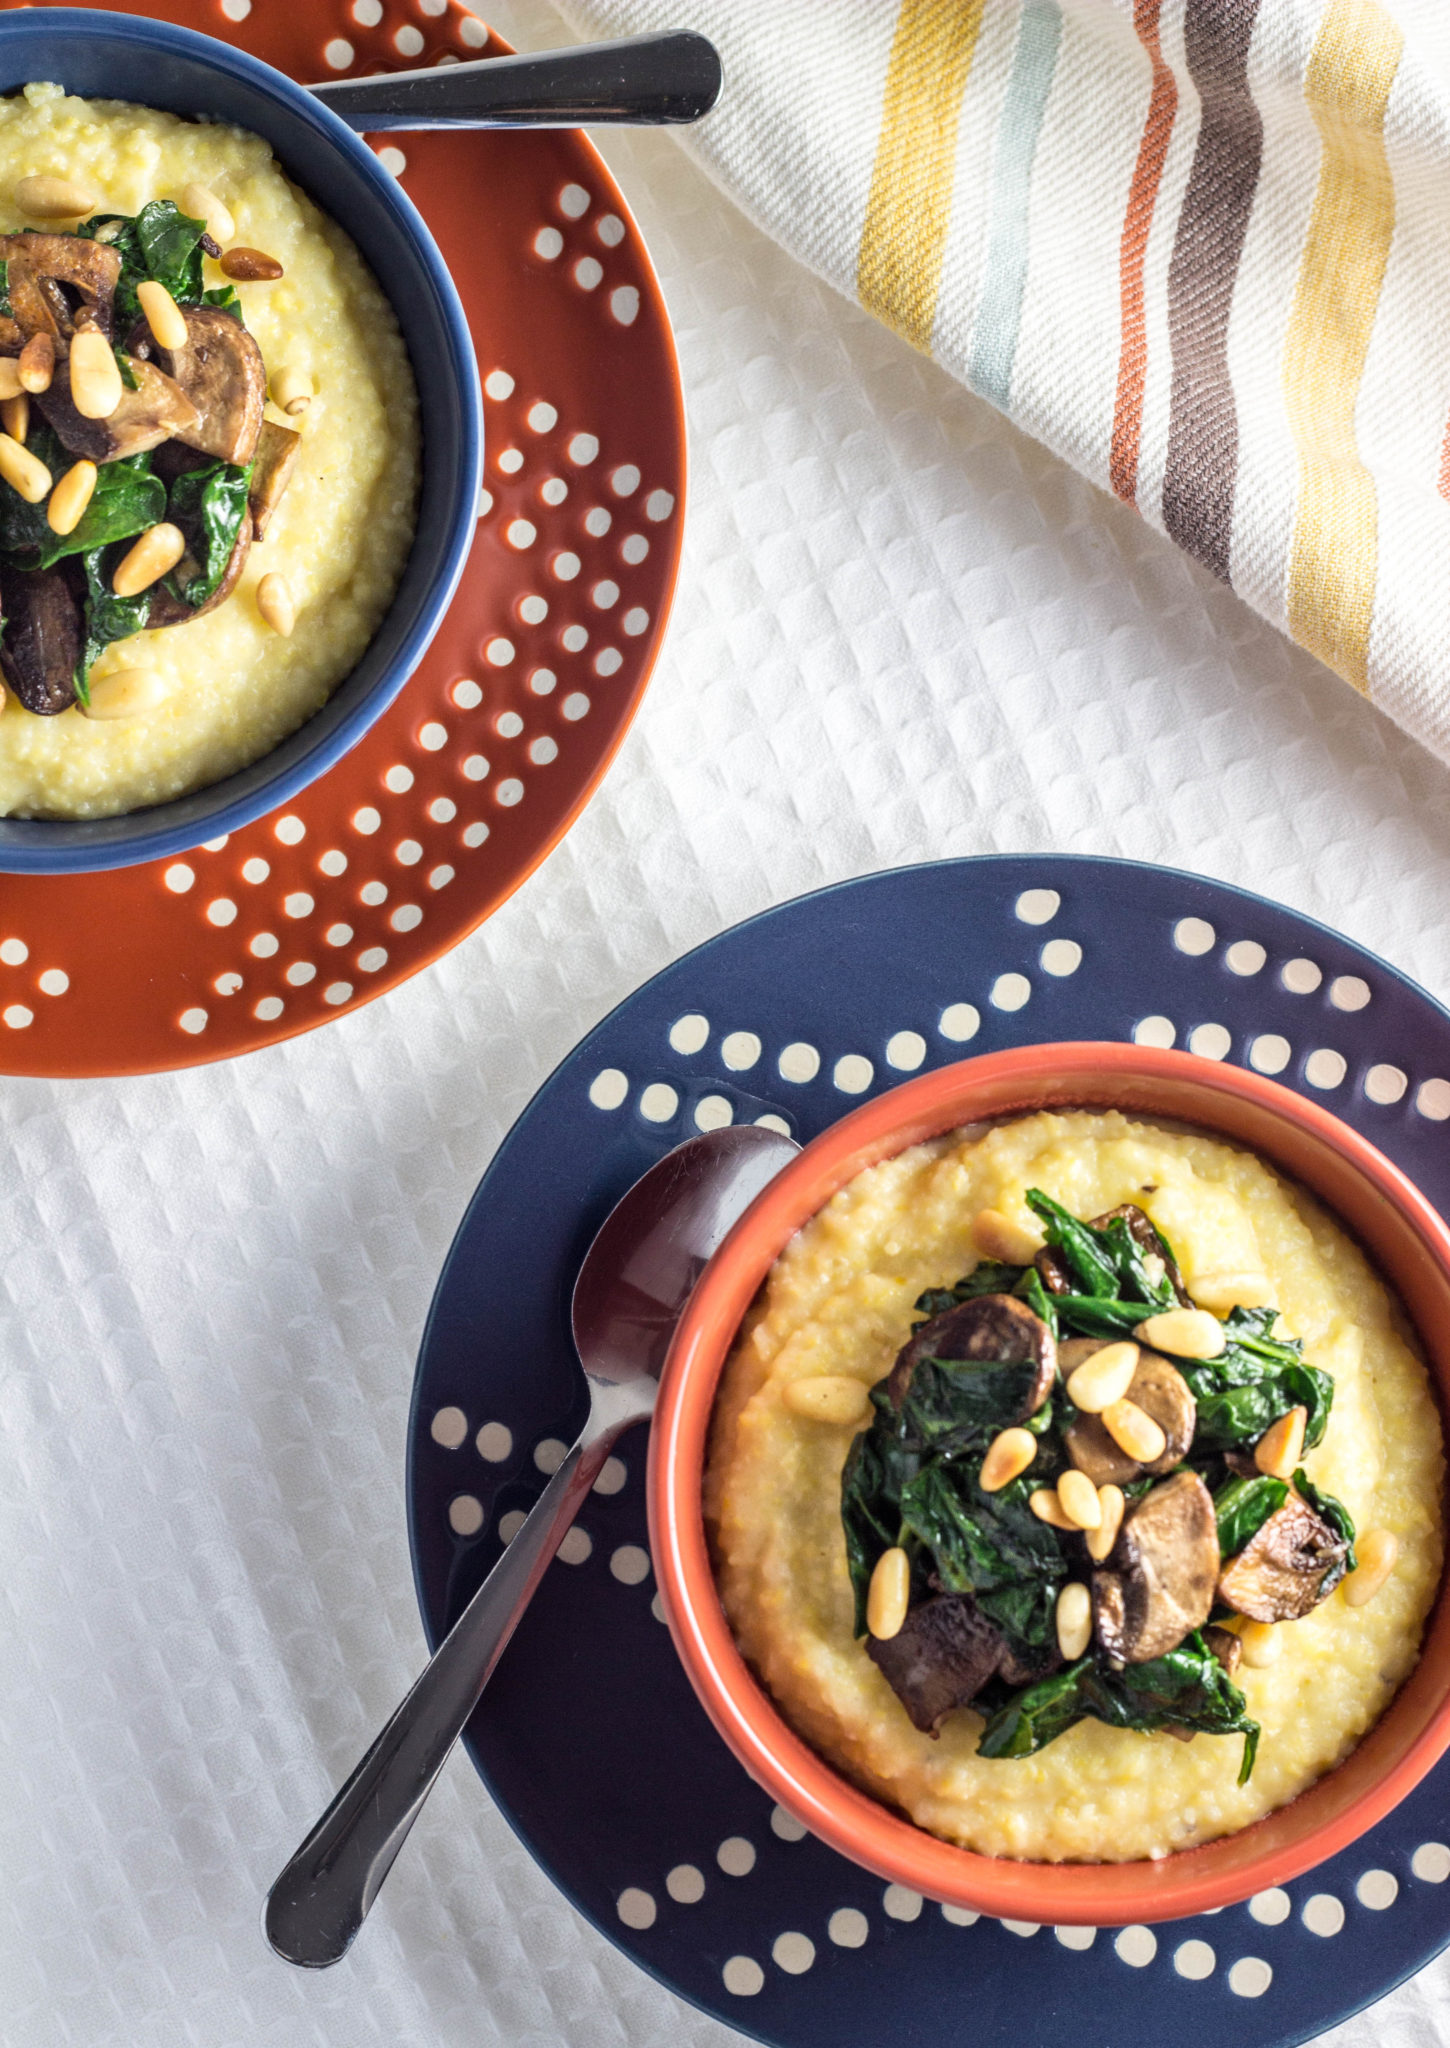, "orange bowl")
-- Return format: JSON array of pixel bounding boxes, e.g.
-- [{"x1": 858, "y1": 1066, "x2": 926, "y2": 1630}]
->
[{"x1": 648, "y1": 1042, "x2": 1450, "y2": 1925}]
